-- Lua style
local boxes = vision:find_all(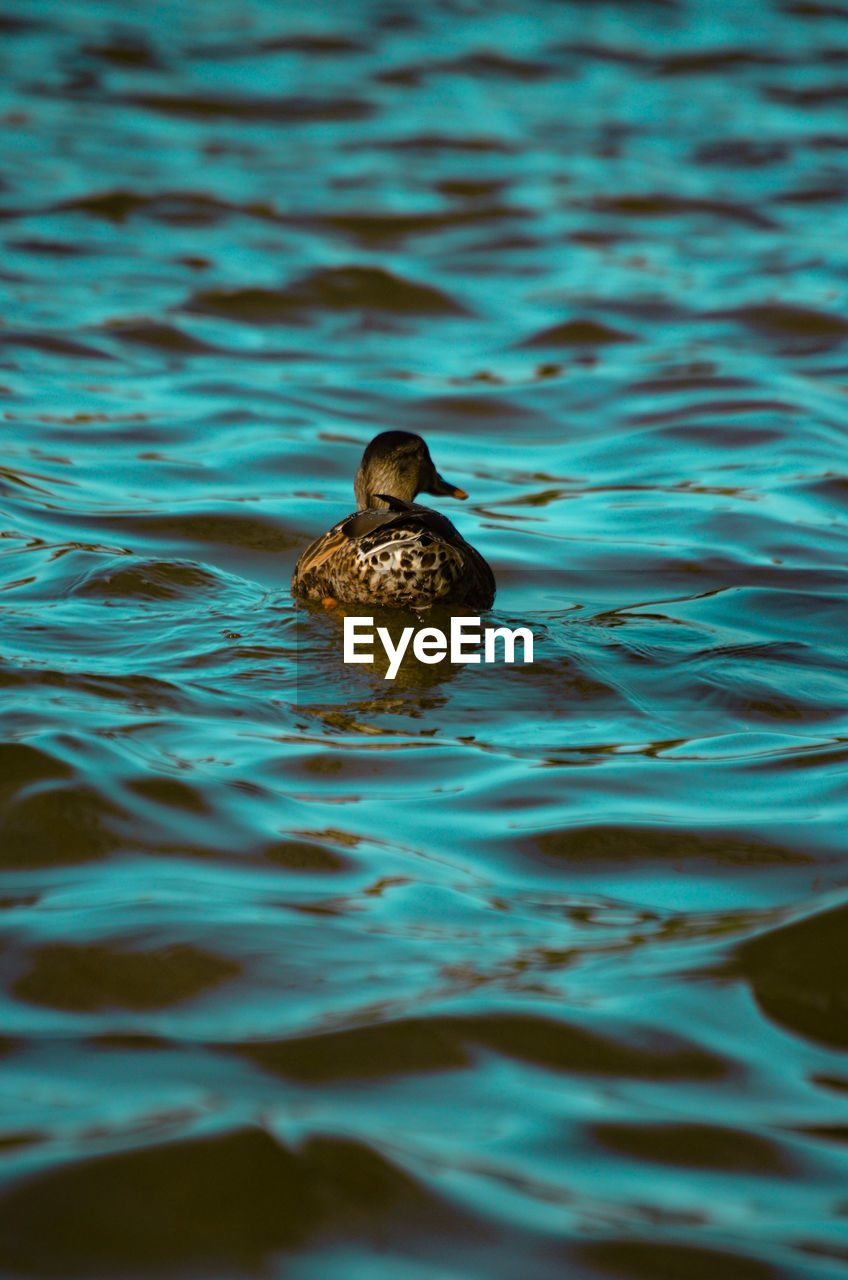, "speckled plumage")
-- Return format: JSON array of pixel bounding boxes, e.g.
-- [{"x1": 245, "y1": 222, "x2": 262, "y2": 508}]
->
[{"x1": 292, "y1": 432, "x2": 495, "y2": 610}]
